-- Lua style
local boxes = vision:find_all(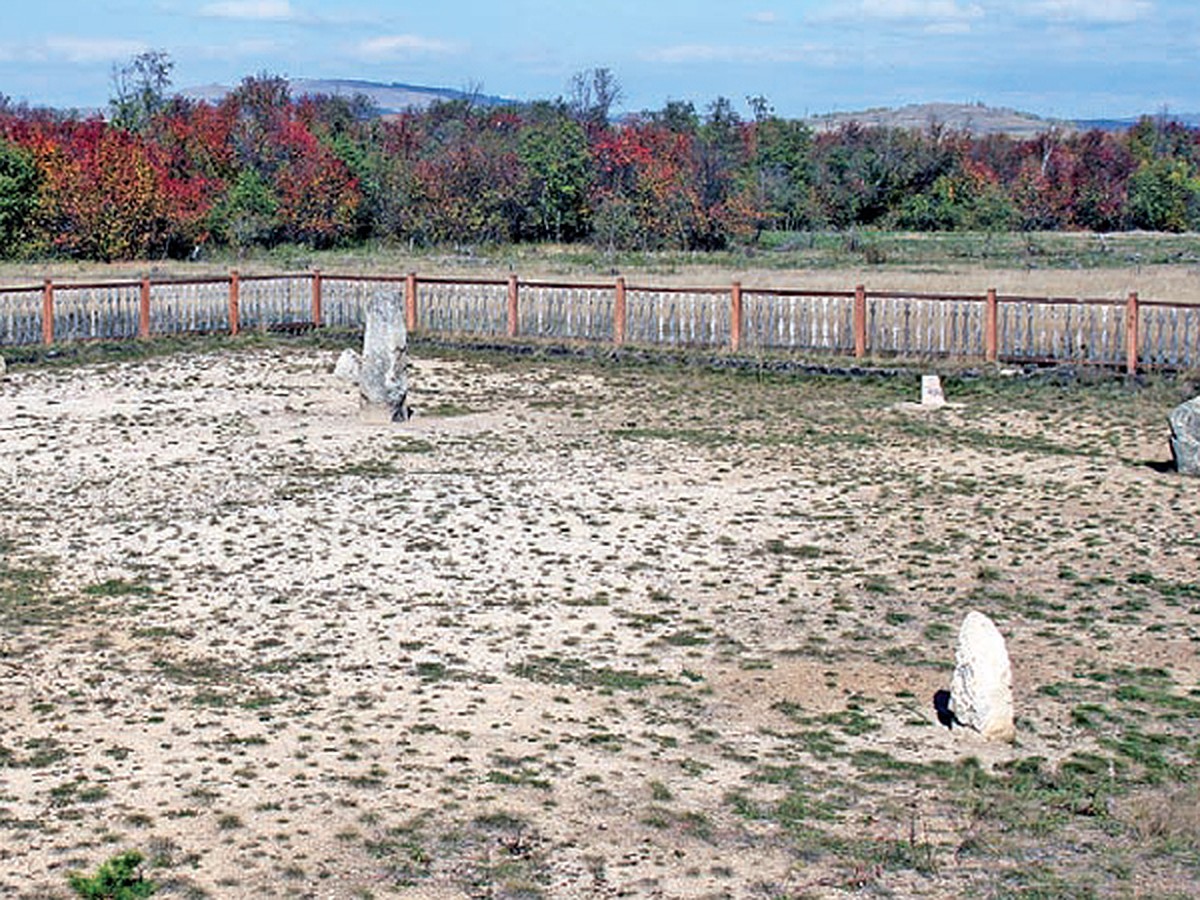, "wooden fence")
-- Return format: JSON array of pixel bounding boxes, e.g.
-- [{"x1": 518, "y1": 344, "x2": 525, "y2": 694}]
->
[{"x1": 2, "y1": 270, "x2": 1198, "y2": 373}]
